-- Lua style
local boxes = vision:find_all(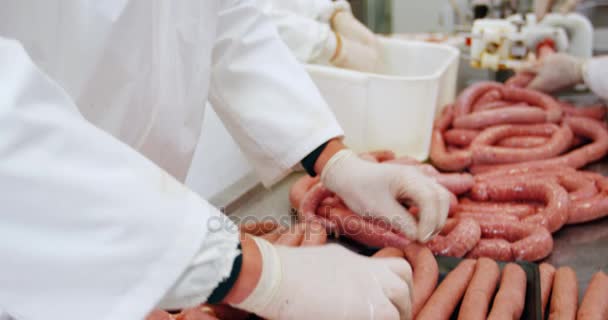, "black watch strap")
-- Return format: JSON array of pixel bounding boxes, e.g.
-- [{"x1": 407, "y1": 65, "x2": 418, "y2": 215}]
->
[{"x1": 300, "y1": 141, "x2": 330, "y2": 177}]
